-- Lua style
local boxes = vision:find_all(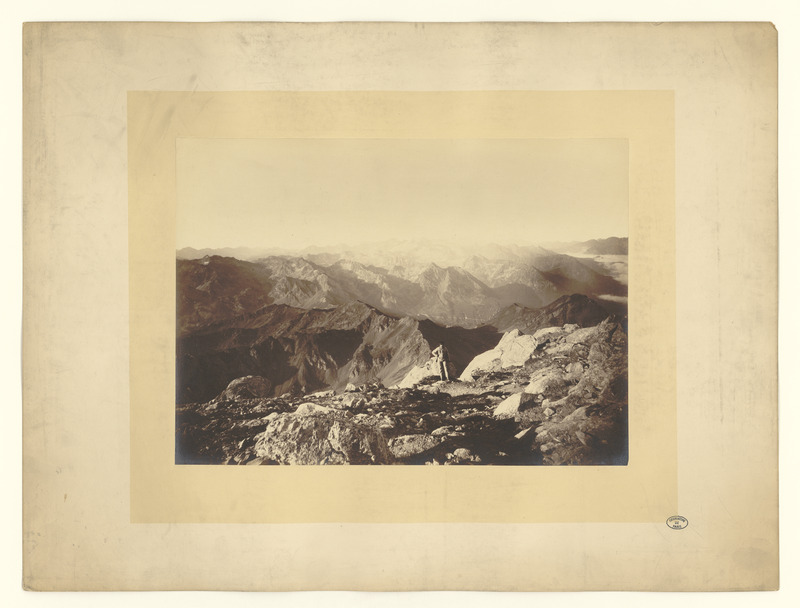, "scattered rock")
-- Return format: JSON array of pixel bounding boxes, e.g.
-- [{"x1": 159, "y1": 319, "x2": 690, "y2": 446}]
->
[
  {"x1": 449, "y1": 447, "x2": 481, "y2": 463},
  {"x1": 388, "y1": 434, "x2": 440, "y2": 458},
  {"x1": 309, "y1": 389, "x2": 335, "y2": 398},
  {"x1": 377, "y1": 416, "x2": 395, "y2": 430},
  {"x1": 339, "y1": 393, "x2": 366, "y2": 410},
  {"x1": 176, "y1": 318, "x2": 628, "y2": 467}
]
